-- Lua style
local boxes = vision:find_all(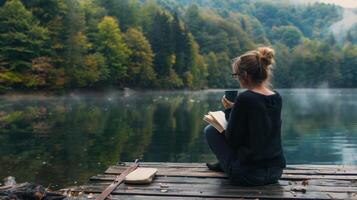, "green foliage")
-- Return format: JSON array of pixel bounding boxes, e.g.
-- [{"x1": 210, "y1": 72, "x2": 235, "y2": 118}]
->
[
  {"x1": 246, "y1": 2, "x2": 341, "y2": 39},
  {"x1": 149, "y1": 11, "x2": 175, "y2": 78},
  {"x1": 160, "y1": 69, "x2": 184, "y2": 89},
  {"x1": 96, "y1": 16, "x2": 130, "y2": 84},
  {"x1": 272, "y1": 26, "x2": 303, "y2": 48},
  {"x1": 73, "y1": 53, "x2": 108, "y2": 87},
  {"x1": 124, "y1": 28, "x2": 156, "y2": 87},
  {"x1": 272, "y1": 42, "x2": 293, "y2": 87},
  {"x1": 0, "y1": 0, "x2": 356, "y2": 91},
  {"x1": 339, "y1": 44, "x2": 357, "y2": 87},
  {"x1": 189, "y1": 39, "x2": 208, "y2": 89},
  {"x1": 0, "y1": 71, "x2": 23, "y2": 91},
  {"x1": 21, "y1": 0, "x2": 68, "y2": 25},
  {"x1": 273, "y1": 40, "x2": 343, "y2": 88},
  {"x1": 346, "y1": 25, "x2": 357, "y2": 44},
  {"x1": 98, "y1": 0, "x2": 140, "y2": 31},
  {"x1": 79, "y1": 0, "x2": 106, "y2": 43},
  {"x1": 204, "y1": 52, "x2": 233, "y2": 88},
  {"x1": 205, "y1": 52, "x2": 224, "y2": 88},
  {"x1": 0, "y1": 0, "x2": 49, "y2": 71},
  {"x1": 25, "y1": 57, "x2": 62, "y2": 88},
  {"x1": 238, "y1": 14, "x2": 269, "y2": 44},
  {"x1": 184, "y1": 5, "x2": 255, "y2": 57}
]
